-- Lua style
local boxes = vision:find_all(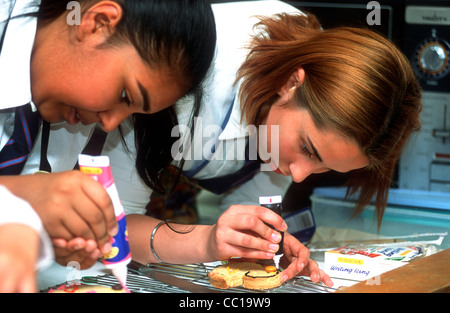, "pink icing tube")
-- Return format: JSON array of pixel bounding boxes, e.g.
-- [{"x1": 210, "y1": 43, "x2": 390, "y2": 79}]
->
[{"x1": 78, "y1": 154, "x2": 131, "y2": 289}]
